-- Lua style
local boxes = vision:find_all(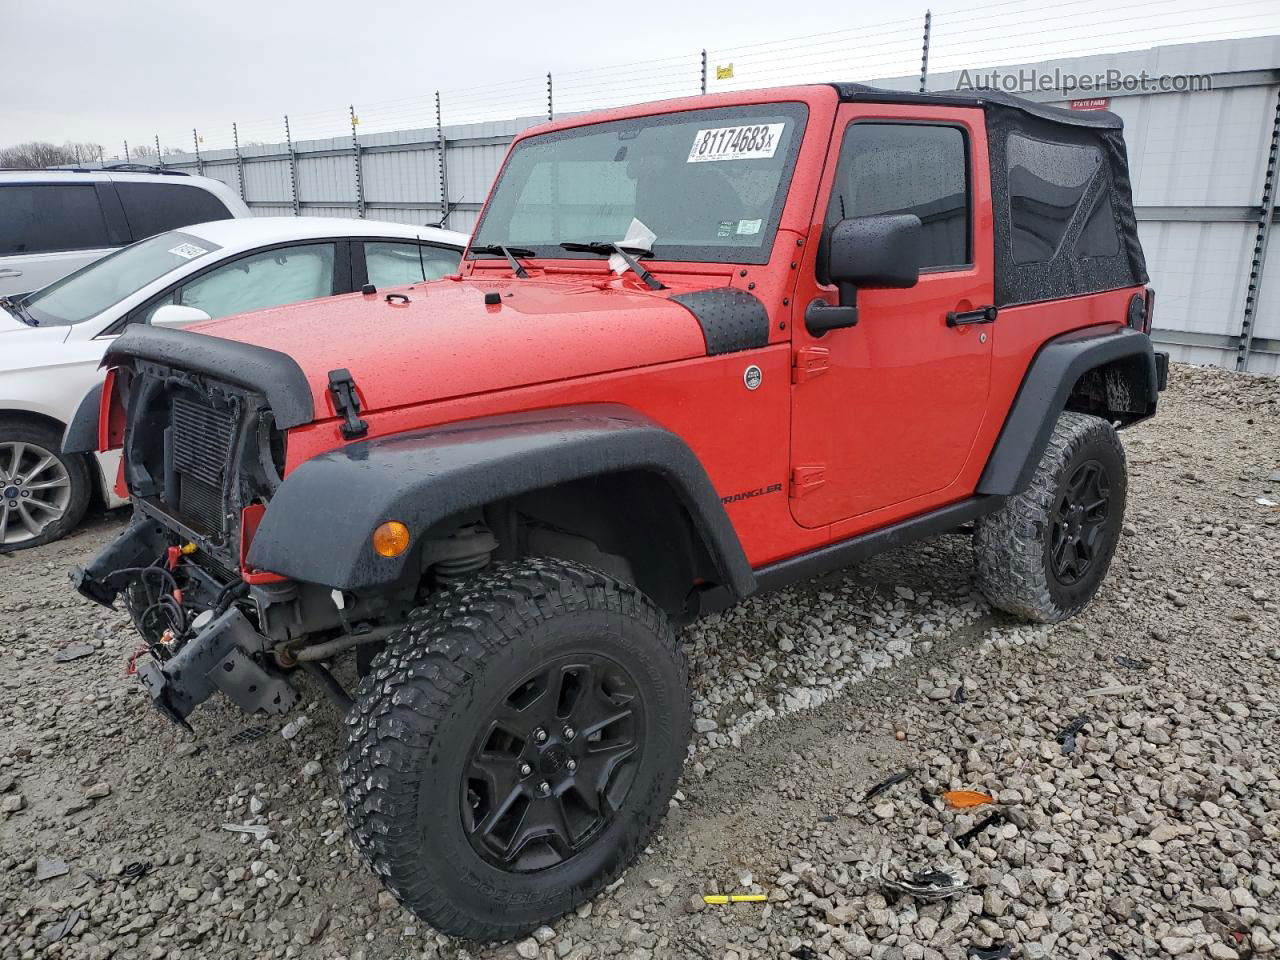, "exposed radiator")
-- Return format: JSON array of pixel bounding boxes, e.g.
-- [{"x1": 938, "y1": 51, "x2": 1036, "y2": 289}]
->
[{"x1": 170, "y1": 394, "x2": 238, "y2": 535}]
